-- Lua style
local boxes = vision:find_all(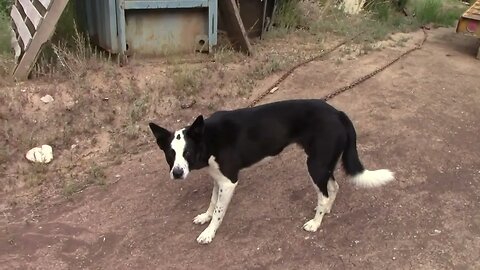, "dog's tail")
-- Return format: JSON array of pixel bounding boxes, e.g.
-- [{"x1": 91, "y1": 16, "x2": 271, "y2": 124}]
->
[{"x1": 338, "y1": 111, "x2": 394, "y2": 188}]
